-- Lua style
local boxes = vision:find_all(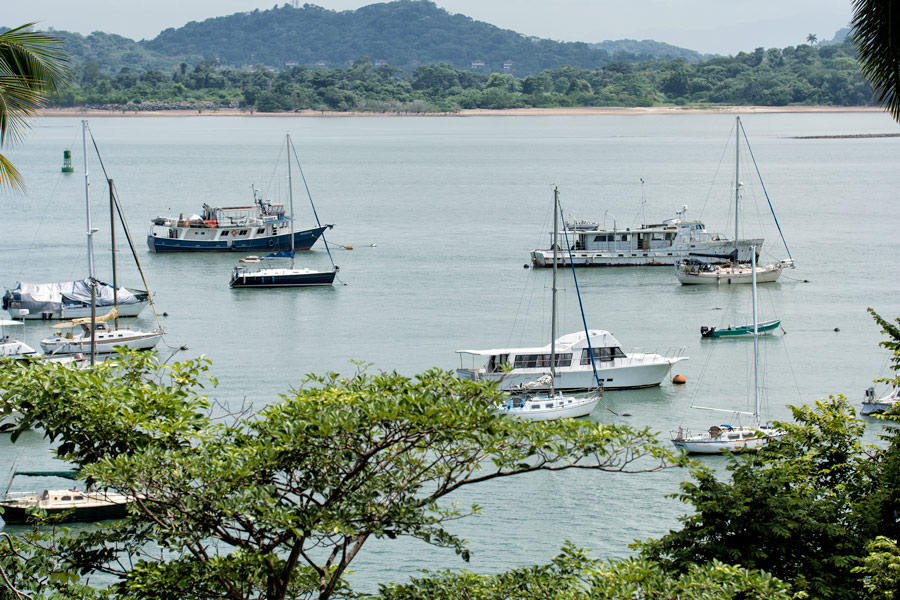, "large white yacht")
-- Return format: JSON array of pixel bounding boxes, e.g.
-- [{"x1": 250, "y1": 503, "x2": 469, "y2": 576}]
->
[
  {"x1": 456, "y1": 329, "x2": 686, "y2": 391},
  {"x1": 530, "y1": 206, "x2": 762, "y2": 268}
]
